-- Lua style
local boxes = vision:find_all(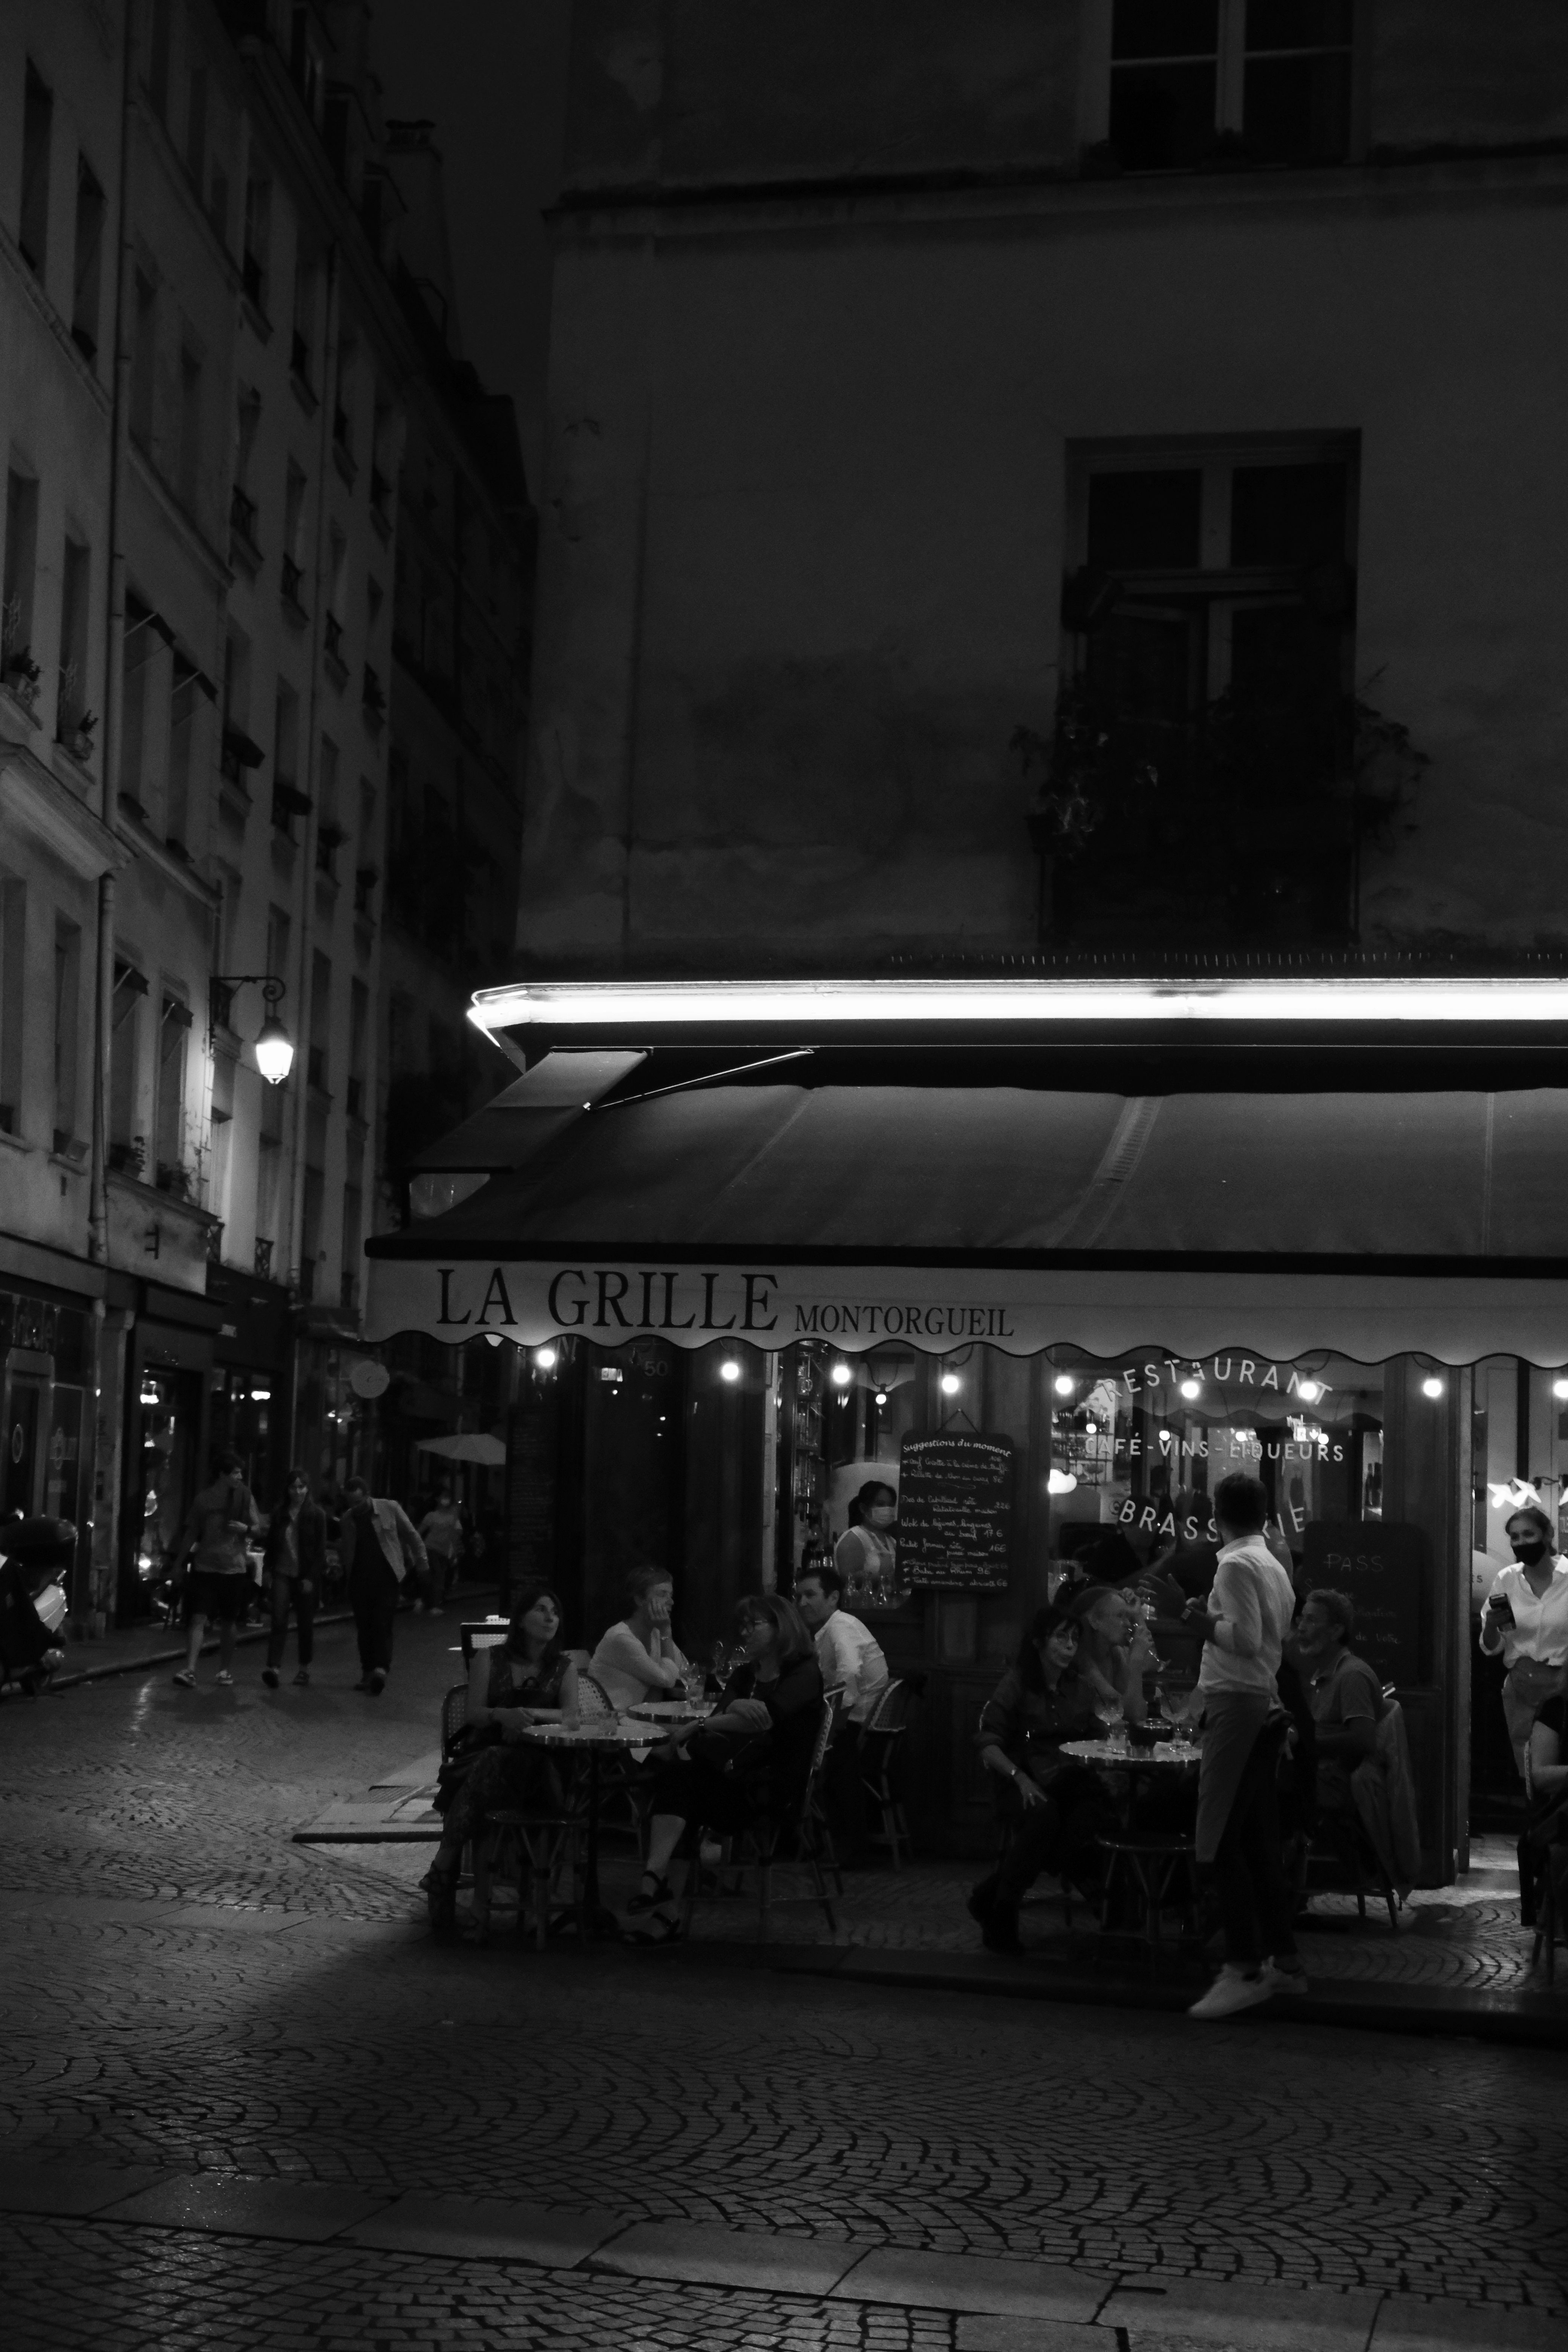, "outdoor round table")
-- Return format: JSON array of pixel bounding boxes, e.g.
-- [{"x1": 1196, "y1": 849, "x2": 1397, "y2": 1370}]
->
[
  {"x1": 1061, "y1": 1738, "x2": 1203, "y2": 1957},
  {"x1": 626, "y1": 1700, "x2": 713, "y2": 1727},
  {"x1": 516, "y1": 1718, "x2": 660, "y2": 1939}
]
